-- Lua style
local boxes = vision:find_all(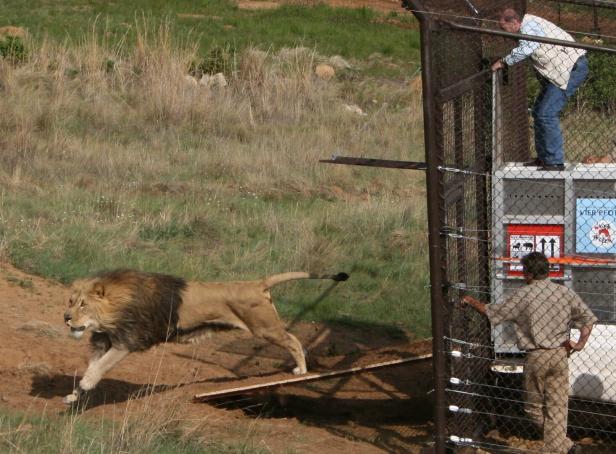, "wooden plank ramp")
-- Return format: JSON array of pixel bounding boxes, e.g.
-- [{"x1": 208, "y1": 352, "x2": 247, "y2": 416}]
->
[{"x1": 194, "y1": 354, "x2": 433, "y2": 402}]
